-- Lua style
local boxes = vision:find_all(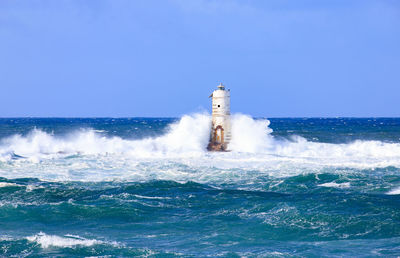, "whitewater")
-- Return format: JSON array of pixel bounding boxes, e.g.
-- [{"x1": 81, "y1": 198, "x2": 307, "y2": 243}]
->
[
  {"x1": 1, "y1": 114, "x2": 400, "y2": 183},
  {"x1": 1, "y1": 114, "x2": 400, "y2": 256}
]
